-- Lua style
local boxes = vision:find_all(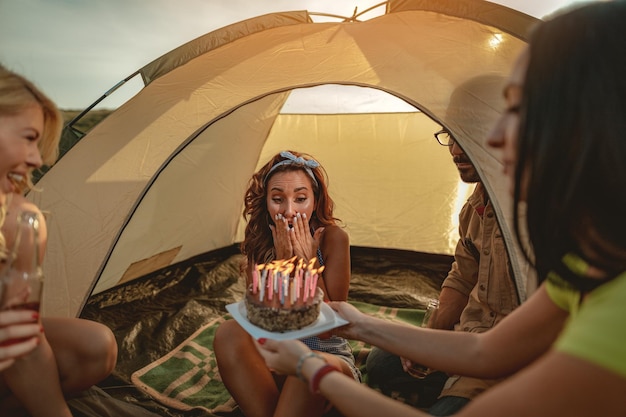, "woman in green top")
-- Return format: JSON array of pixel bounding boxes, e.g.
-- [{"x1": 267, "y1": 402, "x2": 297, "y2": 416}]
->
[{"x1": 254, "y1": 2, "x2": 626, "y2": 416}]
